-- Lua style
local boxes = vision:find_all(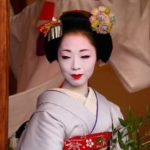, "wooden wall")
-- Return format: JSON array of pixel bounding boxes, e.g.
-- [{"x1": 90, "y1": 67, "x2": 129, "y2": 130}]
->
[
  {"x1": 90, "y1": 64, "x2": 150, "y2": 119},
  {"x1": 0, "y1": 0, "x2": 9, "y2": 149}
]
